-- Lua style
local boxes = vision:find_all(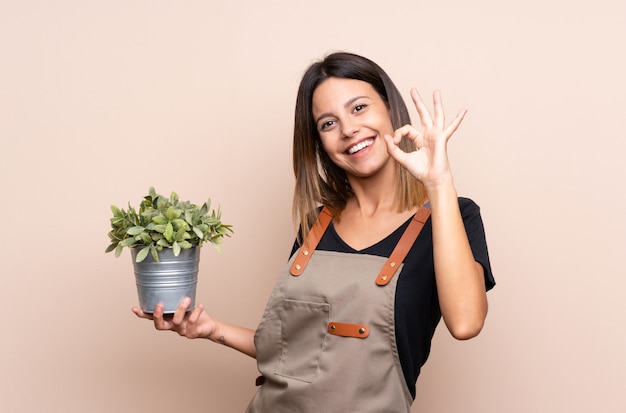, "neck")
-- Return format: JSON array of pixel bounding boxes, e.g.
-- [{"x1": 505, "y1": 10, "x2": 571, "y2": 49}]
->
[{"x1": 345, "y1": 162, "x2": 399, "y2": 217}]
